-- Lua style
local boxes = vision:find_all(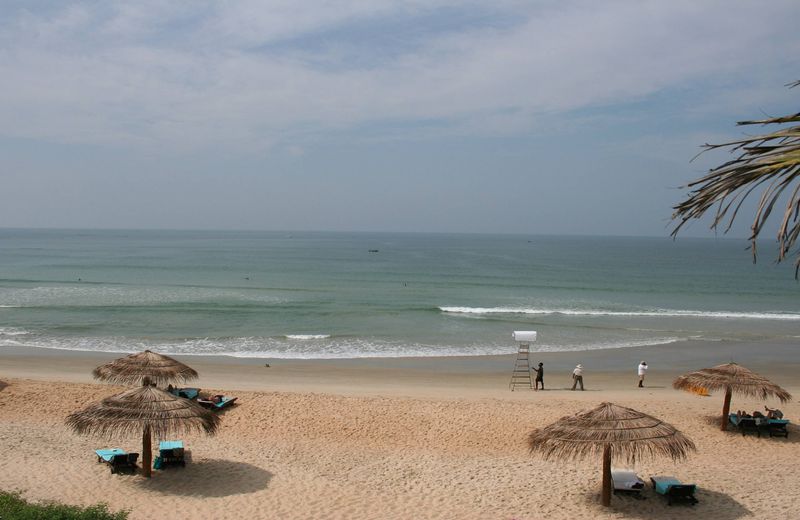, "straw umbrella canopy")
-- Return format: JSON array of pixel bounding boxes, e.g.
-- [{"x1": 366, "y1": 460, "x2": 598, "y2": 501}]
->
[
  {"x1": 673, "y1": 362, "x2": 792, "y2": 431},
  {"x1": 93, "y1": 350, "x2": 198, "y2": 387},
  {"x1": 528, "y1": 402, "x2": 695, "y2": 507},
  {"x1": 67, "y1": 385, "x2": 219, "y2": 478}
]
